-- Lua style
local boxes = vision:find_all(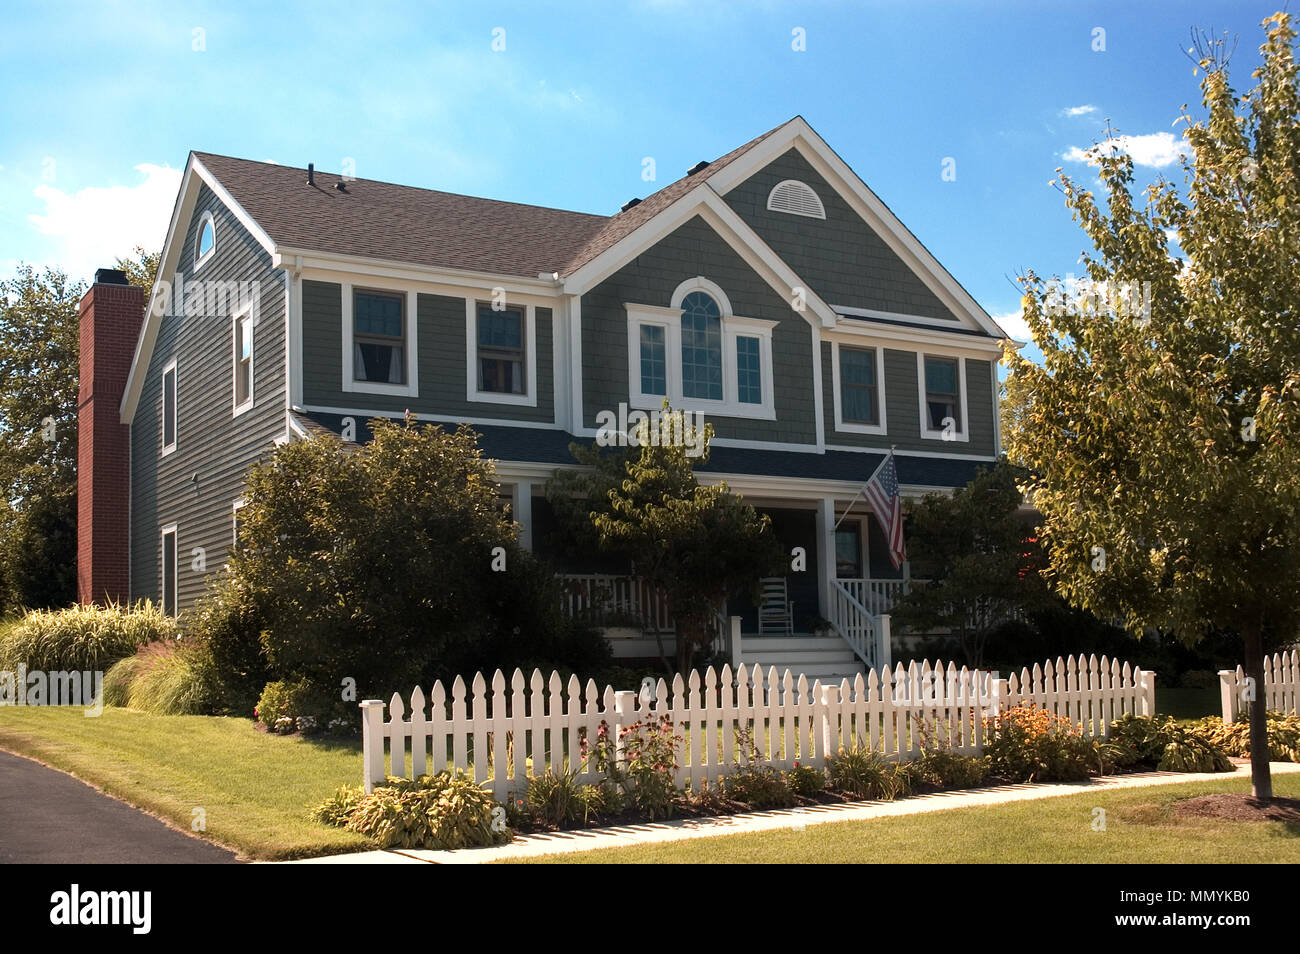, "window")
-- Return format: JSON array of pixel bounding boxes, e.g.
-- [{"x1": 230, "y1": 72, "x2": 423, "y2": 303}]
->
[
  {"x1": 735, "y1": 336, "x2": 762, "y2": 405},
  {"x1": 916, "y1": 353, "x2": 968, "y2": 441},
  {"x1": 639, "y1": 325, "x2": 666, "y2": 396},
  {"x1": 766, "y1": 180, "x2": 826, "y2": 219},
  {"x1": 161, "y1": 525, "x2": 178, "y2": 616},
  {"x1": 831, "y1": 341, "x2": 886, "y2": 435},
  {"x1": 353, "y1": 290, "x2": 405, "y2": 385},
  {"x1": 624, "y1": 278, "x2": 777, "y2": 419},
  {"x1": 195, "y1": 211, "x2": 216, "y2": 270},
  {"x1": 680, "y1": 291, "x2": 723, "y2": 401},
  {"x1": 231, "y1": 499, "x2": 246, "y2": 553},
  {"x1": 840, "y1": 346, "x2": 878, "y2": 424},
  {"x1": 232, "y1": 309, "x2": 253, "y2": 413},
  {"x1": 924, "y1": 356, "x2": 960, "y2": 431},
  {"x1": 835, "y1": 523, "x2": 863, "y2": 578},
  {"x1": 162, "y1": 359, "x2": 177, "y2": 454},
  {"x1": 476, "y1": 304, "x2": 525, "y2": 395}
]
